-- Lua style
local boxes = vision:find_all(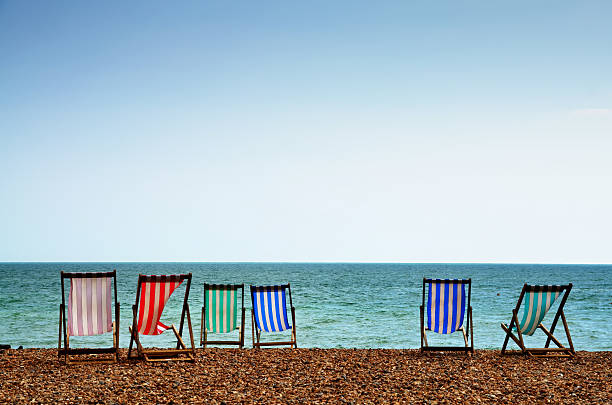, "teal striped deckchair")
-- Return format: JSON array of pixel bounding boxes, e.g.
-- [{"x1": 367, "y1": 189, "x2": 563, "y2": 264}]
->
[
  {"x1": 250, "y1": 284, "x2": 297, "y2": 348},
  {"x1": 200, "y1": 284, "x2": 245, "y2": 348},
  {"x1": 501, "y1": 283, "x2": 575, "y2": 357},
  {"x1": 420, "y1": 278, "x2": 473, "y2": 354}
]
